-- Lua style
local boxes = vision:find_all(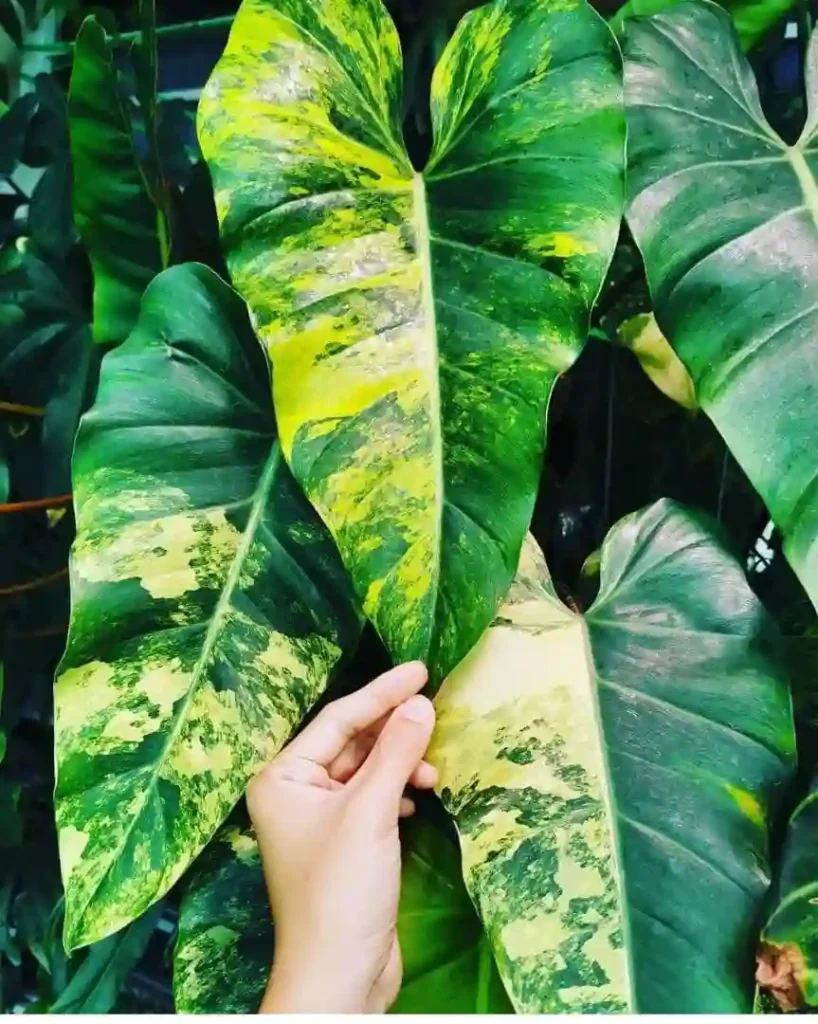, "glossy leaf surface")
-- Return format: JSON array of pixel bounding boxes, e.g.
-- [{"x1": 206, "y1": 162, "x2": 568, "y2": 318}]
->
[
  {"x1": 429, "y1": 501, "x2": 796, "y2": 1012},
  {"x1": 198, "y1": 0, "x2": 625, "y2": 684},
  {"x1": 624, "y1": 0, "x2": 818, "y2": 618},
  {"x1": 56, "y1": 263, "x2": 361, "y2": 950},
  {"x1": 68, "y1": 16, "x2": 169, "y2": 346},
  {"x1": 173, "y1": 817, "x2": 510, "y2": 1014},
  {"x1": 611, "y1": 0, "x2": 795, "y2": 50}
]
